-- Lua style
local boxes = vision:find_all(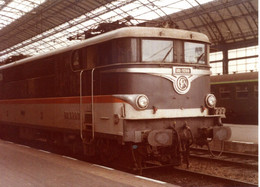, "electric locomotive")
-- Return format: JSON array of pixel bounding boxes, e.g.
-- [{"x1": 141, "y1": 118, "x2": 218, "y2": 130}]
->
[{"x1": 0, "y1": 26, "x2": 231, "y2": 169}]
